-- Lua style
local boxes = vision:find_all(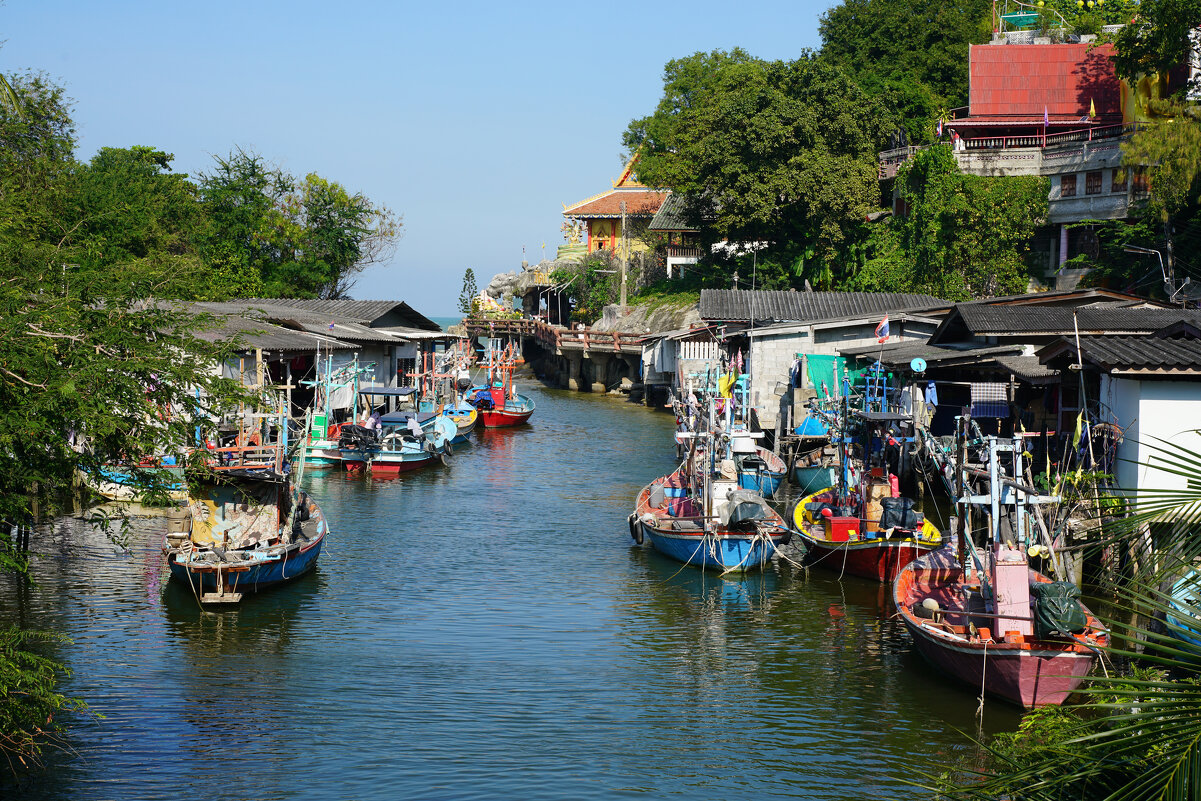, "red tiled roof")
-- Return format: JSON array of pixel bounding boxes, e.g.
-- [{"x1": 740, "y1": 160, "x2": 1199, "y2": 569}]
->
[
  {"x1": 969, "y1": 43, "x2": 1121, "y2": 118},
  {"x1": 564, "y1": 189, "x2": 667, "y2": 218}
]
